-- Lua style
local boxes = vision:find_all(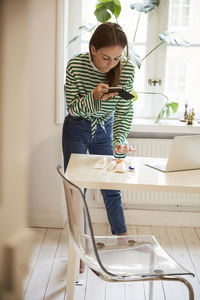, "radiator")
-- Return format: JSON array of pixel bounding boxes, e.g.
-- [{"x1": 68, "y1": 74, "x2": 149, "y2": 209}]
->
[
  {"x1": 127, "y1": 138, "x2": 171, "y2": 158},
  {"x1": 90, "y1": 138, "x2": 200, "y2": 209}
]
